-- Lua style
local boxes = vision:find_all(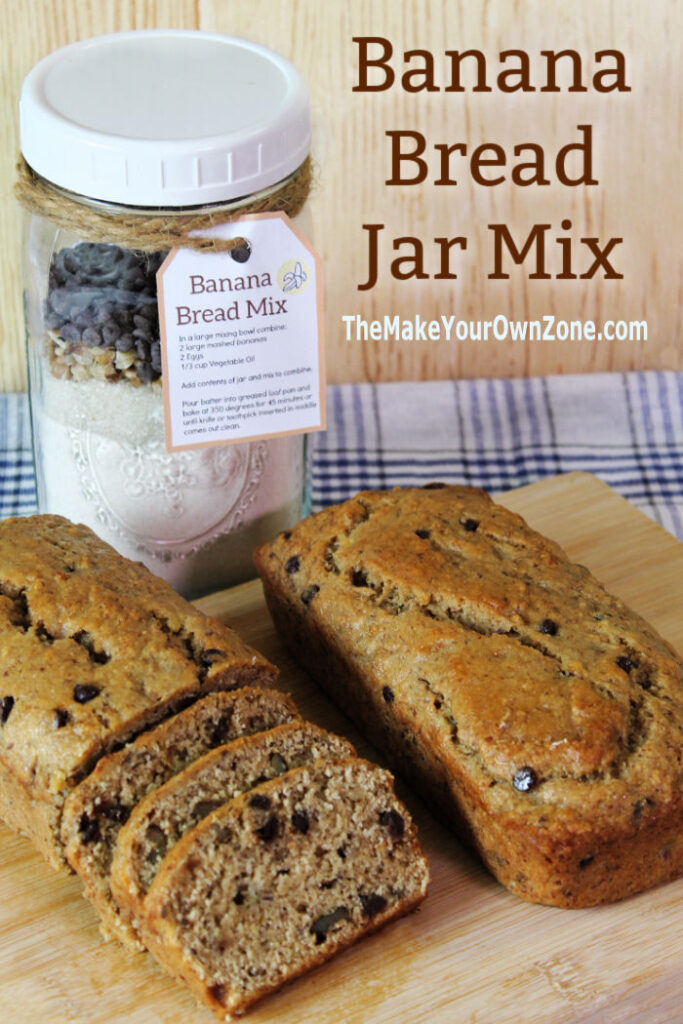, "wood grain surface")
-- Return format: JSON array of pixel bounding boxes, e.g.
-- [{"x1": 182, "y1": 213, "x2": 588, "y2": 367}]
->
[
  {"x1": 0, "y1": 0, "x2": 680, "y2": 389},
  {"x1": 0, "y1": 472, "x2": 681, "y2": 1024}
]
